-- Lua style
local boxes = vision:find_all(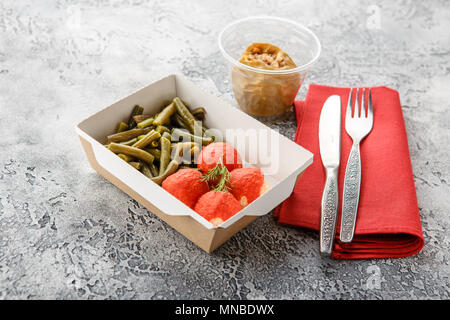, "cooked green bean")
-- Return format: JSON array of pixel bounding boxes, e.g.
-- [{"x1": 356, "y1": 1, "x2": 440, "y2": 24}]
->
[
  {"x1": 128, "y1": 105, "x2": 144, "y2": 128},
  {"x1": 150, "y1": 140, "x2": 159, "y2": 148},
  {"x1": 190, "y1": 145, "x2": 200, "y2": 156},
  {"x1": 161, "y1": 131, "x2": 172, "y2": 141},
  {"x1": 184, "y1": 145, "x2": 200, "y2": 164},
  {"x1": 146, "y1": 148, "x2": 161, "y2": 160},
  {"x1": 119, "y1": 137, "x2": 138, "y2": 146},
  {"x1": 171, "y1": 113, "x2": 191, "y2": 131},
  {"x1": 117, "y1": 153, "x2": 133, "y2": 162},
  {"x1": 173, "y1": 97, "x2": 202, "y2": 134},
  {"x1": 155, "y1": 125, "x2": 170, "y2": 135},
  {"x1": 170, "y1": 142, "x2": 199, "y2": 151},
  {"x1": 140, "y1": 162, "x2": 154, "y2": 178},
  {"x1": 149, "y1": 162, "x2": 159, "y2": 176},
  {"x1": 171, "y1": 128, "x2": 214, "y2": 146},
  {"x1": 137, "y1": 117, "x2": 154, "y2": 128},
  {"x1": 107, "y1": 127, "x2": 152, "y2": 143},
  {"x1": 171, "y1": 142, "x2": 200, "y2": 165},
  {"x1": 132, "y1": 130, "x2": 160, "y2": 149},
  {"x1": 108, "y1": 143, "x2": 154, "y2": 164},
  {"x1": 171, "y1": 143, "x2": 184, "y2": 163},
  {"x1": 154, "y1": 102, "x2": 176, "y2": 126},
  {"x1": 106, "y1": 96, "x2": 213, "y2": 185},
  {"x1": 129, "y1": 162, "x2": 142, "y2": 170},
  {"x1": 149, "y1": 141, "x2": 160, "y2": 149},
  {"x1": 173, "y1": 97, "x2": 194, "y2": 121},
  {"x1": 159, "y1": 137, "x2": 171, "y2": 175},
  {"x1": 151, "y1": 160, "x2": 179, "y2": 185},
  {"x1": 133, "y1": 114, "x2": 152, "y2": 124},
  {"x1": 191, "y1": 107, "x2": 206, "y2": 120},
  {"x1": 116, "y1": 121, "x2": 129, "y2": 133},
  {"x1": 193, "y1": 120, "x2": 204, "y2": 136}
]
